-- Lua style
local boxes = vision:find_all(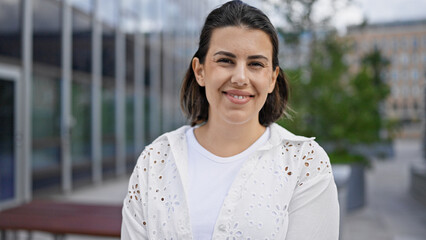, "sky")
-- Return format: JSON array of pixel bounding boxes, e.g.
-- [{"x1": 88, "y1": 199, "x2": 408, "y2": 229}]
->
[
  {"x1": 58, "y1": 0, "x2": 426, "y2": 34},
  {"x1": 263, "y1": 0, "x2": 426, "y2": 33},
  {"x1": 331, "y1": 0, "x2": 426, "y2": 32}
]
